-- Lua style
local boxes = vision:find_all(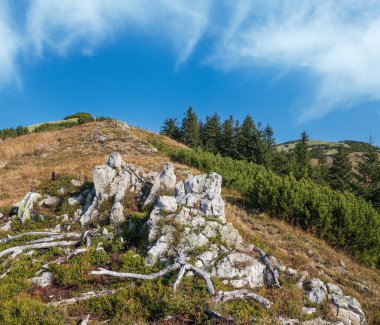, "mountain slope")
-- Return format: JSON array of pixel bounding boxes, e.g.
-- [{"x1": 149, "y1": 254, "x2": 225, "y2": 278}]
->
[{"x1": 0, "y1": 120, "x2": 378, "y2": 323}]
